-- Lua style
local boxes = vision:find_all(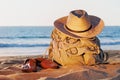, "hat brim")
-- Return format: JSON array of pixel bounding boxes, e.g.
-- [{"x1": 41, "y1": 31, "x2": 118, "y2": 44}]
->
[{"x1": 54, "y1": 15, "x2": 104, "y2": 38}]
